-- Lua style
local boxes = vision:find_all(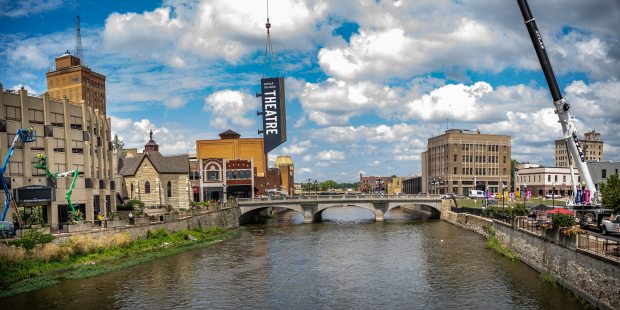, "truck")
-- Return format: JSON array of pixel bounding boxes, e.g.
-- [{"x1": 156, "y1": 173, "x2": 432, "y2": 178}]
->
[
  {"x1": 600, "y1": 215, "x2": 620, "y2": 236},
  {"x1": 468, "y1": 190, "x2": 485, "y2": 199},
  {"x1": 517, "y1": 0, "x2": 613, "y2": 230}
]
